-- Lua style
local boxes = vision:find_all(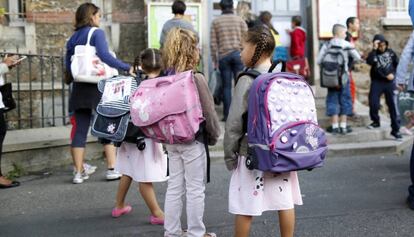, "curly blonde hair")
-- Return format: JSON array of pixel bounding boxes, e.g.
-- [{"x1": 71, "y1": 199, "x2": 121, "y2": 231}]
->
[{"x1": 162, "y1": 28, "x2": 199, "y2": 73}]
